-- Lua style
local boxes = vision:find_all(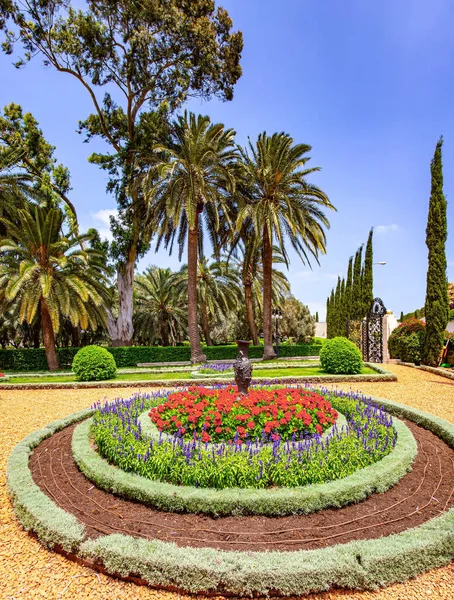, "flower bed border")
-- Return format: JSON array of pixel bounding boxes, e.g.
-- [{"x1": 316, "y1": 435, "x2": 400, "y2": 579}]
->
[
  {"x1": 7, "y1": 396, "x2": 454, "y2": 596},
  {"x1": 0, "y1": 363, "x2": 396, "y2": 390}
]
